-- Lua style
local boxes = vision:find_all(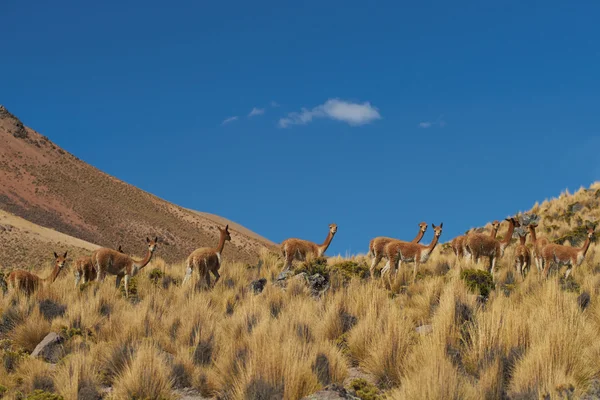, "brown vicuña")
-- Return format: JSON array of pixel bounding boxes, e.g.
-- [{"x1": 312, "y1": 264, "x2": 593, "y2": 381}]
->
[
  {"x1": 184, "y1": 225, "x2": 231, "y2": 288},
  {"x1": 368, "y1": 222, "x2": 427, "y2": 276},
  {"x1": 528, "y1": 223, "x2": 550, "y2": 272},
  {"x1": 452, "y1": 220, "x2": 500, "y2": 260},
  {"x1": 514, "y1": 230, "x2": 530, "y2": 278},
  {"x1": 74, "y1": 245, "x2": 125, "y2": 287},
  {"x1": 541, "y1": 227, "x2": 595, "y2": 279},
  {"x1": 280, "y1": 223, "x2": 337, "y2": 271},
  {"x1": 382, "y1": 223, "x2": 443, "y2": 283},
  {"x1": 93, "y1": 238, "x2": 158, "y2": 297},
  {"x1": 7, "y1": 252, "x2": 68, "y2": 295},
  {"x1": 464, "y1": 217, "x2": 519, "y2": 274}
]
